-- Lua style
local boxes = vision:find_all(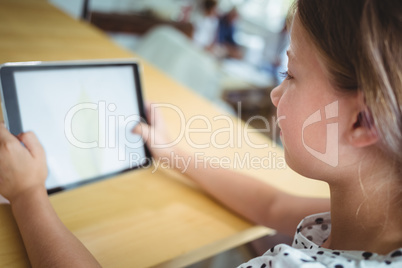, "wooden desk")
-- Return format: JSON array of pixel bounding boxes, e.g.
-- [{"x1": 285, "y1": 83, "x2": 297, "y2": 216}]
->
[{"x1": 0, "y1": 1, "x2": 330, "y2": 267}]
